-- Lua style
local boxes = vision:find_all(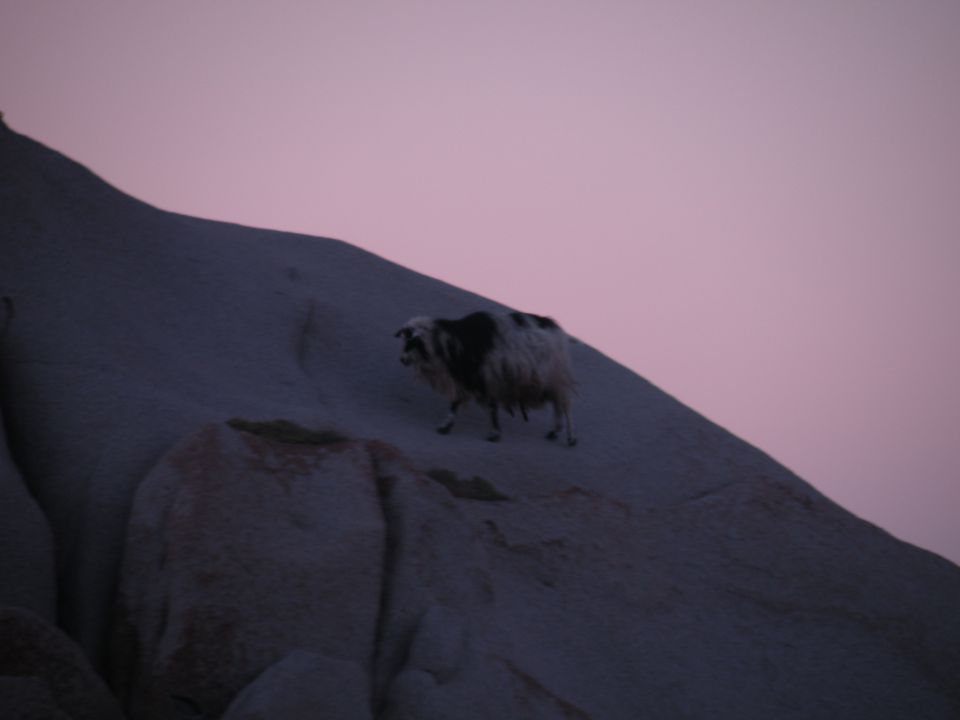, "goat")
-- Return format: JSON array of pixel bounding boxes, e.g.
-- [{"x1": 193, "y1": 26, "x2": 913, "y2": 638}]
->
[{"x1": 395, "y1": 311, "x2": 576, "y2": 445}]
